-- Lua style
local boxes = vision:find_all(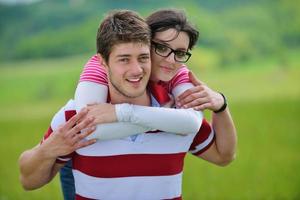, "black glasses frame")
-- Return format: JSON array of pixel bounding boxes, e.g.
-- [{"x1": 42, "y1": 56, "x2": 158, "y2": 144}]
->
[{"x1": 151, "y1": 41, "x2": 192, "y2": 63}]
